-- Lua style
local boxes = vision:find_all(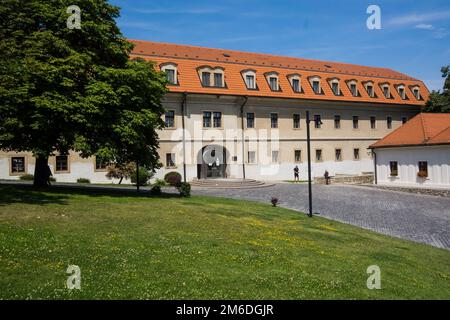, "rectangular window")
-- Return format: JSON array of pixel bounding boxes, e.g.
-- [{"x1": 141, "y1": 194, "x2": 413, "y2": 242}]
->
[
  {"x1": 315, "y1": 149, "x2": 323, "y2": 162},
  {"x1": 213, "y1": 112, "x2": 222, "y2": 128},
  {"x1": 294, "y1": 150, "x2": 301, "y2": 162},
  {"x1": 353, "y1": 148, "x2": 360, "y2": 160},
  {"x1": 203, "y1": 111, "x2": 211, "y2": 128},
  {"x1": 11, "y1": 157, "x2": 25, "y2": 173},
  {"x1": 399, "y1": 88, "x2": 405, "y2": 99},
  {"x1": 166, "y1": 153, "x2": 175, "y2": 167},
  {"x1": 270, "y1": 113, "x2": 278, "y2": 128},
  {"x1": 271, "y1": 150, "x2": 279, "y2": 163},
  {"x1": 370, "y1": 116, "x2": 376, "y2": 129},
  {"x1": 269, "y1": 77, "x2": 278, "y2": 91},
  {"x1": 413, "y1": 89, "x2": 420, "y2": 100},
  {"x1": 335, "y1": 148, "x2": 342, "y2": 161},
  {"x1": 246, "y1": 75, "x2": 255, "y2": 89},
  {"x1": 292, "y1": 79, "x2": 300, "y2": 92},
  {"x1": 248, "y1": 151, "x2": 256, "y2": 164},
  {"x1": 214, "y1": 73, "x2": 223, "y2": 87},
  {"x1": 202, "y1": 72, "x2": 211, "y2": 86},
  {"x1": 387, "y1": 116, "x2": 392, "y2": 129},
  {"x1": 402, "y1": 116, "x2": 407, "y2": 124},
  {"x1": 293, "y1": 114, "x2": 300, "y2": 129},
  {"x1": 165, "y1": 69, "x2": 176, "y2": 84},
  {"x1": 383, "y1": 86, "x2": 390, "y2": 98},
  {"x1": 352, "y1": 116, "x2": 359, "y2": 129},
  {"x1": 95, "y1": 157, "x2": 108, "y2": 170},
  {"x1": 390, "y1": 161, "x2": 398, "y2": 176},
  {"x1": 331, "y1": 82, "x2": 339, "y2": 95},
  {"x1": 55, "y1": 155, "x2": 68, "y2": 172},
  {"x1": 314, "y1": 115, "x2": 322, "y2": 129},
  {"x1": 367, "y1": 85, "x2": 374, "y2": 97},
  {"x1": 165, "y1": 110, "x2": 175, "y2": 128},
  {"x1": 418, "y1": 161, "x2": 428, "y2": 177},
  {"x1": 334, "y1": 115, "x2": 341, "y2": 129},
  {"x1": 246, "y1": 112, "x2": 255, "y2": 128},
  {"x1": 312, "y1": 81, "x2": 320, "y2": 94},
  {"x1": 350, "y1": 83, "x2": 357, "y2": 96}
]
